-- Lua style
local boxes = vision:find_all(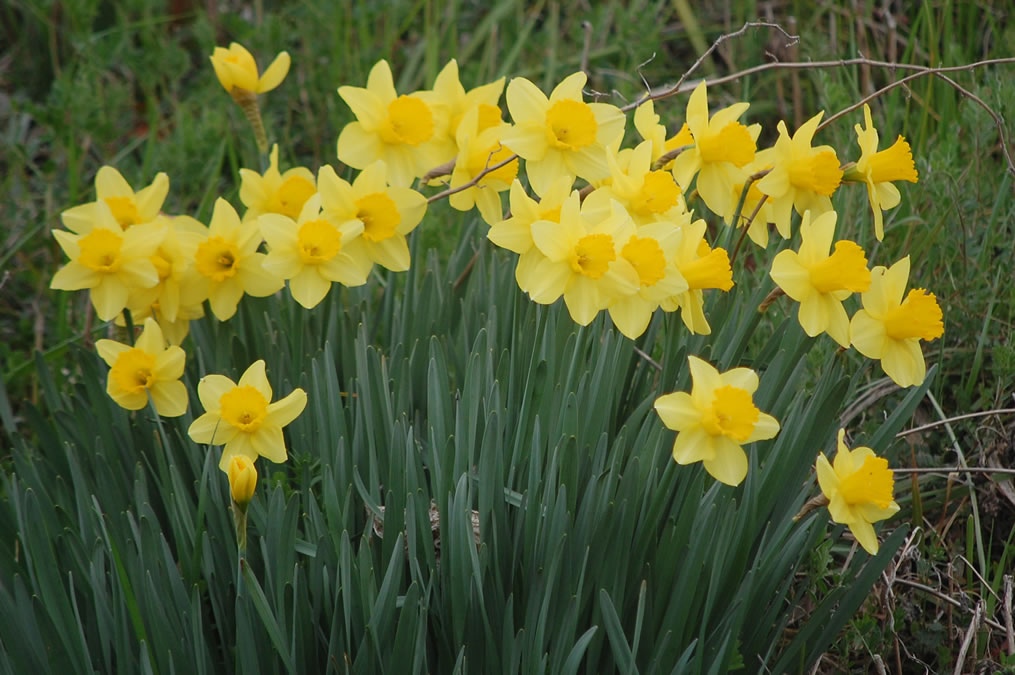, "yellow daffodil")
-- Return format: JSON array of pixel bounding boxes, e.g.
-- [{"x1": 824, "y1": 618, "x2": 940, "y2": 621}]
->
[
  {"x1": 50, "y1": 206, "x2": 165, "y2": 321},
  {"x1": 606, "y1": 221, "x2": 689, "y2": 339},
  {"x1": 95, "y1": 318, "x2": 187, "y2": 416},
  {"x1": 719, "y1": 152, "x2": 775, "y2": 246},
  {"x1": 239, "y1": 144, "x2": 317, "y2": 221},
  {"x1": 769, "y1": 210, "x2": 871, "y2": 347},
  {"x1": 259, "y1": 195, "x2": 372, "y2": 308},
  {"x1": 192, "y1": 198, "x2": 284, "y2": 320},
  {"x1": 846, "y1": 104, "x2": 918, "y2": 241},
  {"x1": 188, "y1": 360, "x2": 307, "y2": 472},
  {"x1": 850, "y1": 256, "x2": 943, "y2": 387},
  {"x1": 228, "y1": 455, "x2": 258, "y2": 506},
  {"x1": 61, "y1": 166, "x2": 169, "y2": 233},
  {"x1": 500, "y1": 71, "x2": 625, "y2": 195},
  {"x1": 816, "y1": 429, "x2": 899, "y2": 554},
  {"x1": 671, "y1": 81, "x2": 760, "y2": 221},
  {"x1": 210, "y1": 42, "x2": 290, "y2": 96},
  {"x1": 586, "y1": 140, "x2": 687, "y2": 226},
  {"x1": 756, "y1": 112, "x2": 842, "y2": 238},
  {"x1": 659, "y1": 219, "x2": 734, "y2": 334},
  {"x1": 126, "y1": 215, "x2": 208, "y2": 324},
  {"x1": 487, "y1": 176, "x2": 573, "y2": 255},
  {"x1": 429, "y1": 58, "x2": 506, "y2": 144},
  {"x1": 120, "y1": 298, "x2": 204, "y2": 346},
  {"x1": 317, "y1": 161, "x2": 427, "y2": 272},
  {"x1": 516, "y1": 191, "x2": 639, "y2": 325},
  {"x1": 448, "y1": 104, "x2": 518, "y2": 225},
  {"x1": 336, "y1": 59, "x2": 455, "y2": 187},
  {"x1": 632, "y1": 99, "x2": 694, "y2": 170},
  {"x1": 654, "y1": 355, "x2": 780, "y2": 486}
]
